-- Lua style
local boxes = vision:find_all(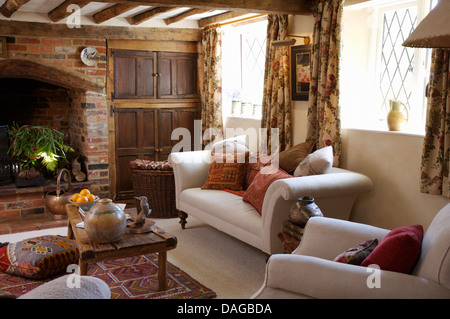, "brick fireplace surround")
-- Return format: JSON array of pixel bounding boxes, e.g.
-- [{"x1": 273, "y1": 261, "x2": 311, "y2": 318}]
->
[{"x1": 0, "y1": 36, "x2": 110, "y2": 234}]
